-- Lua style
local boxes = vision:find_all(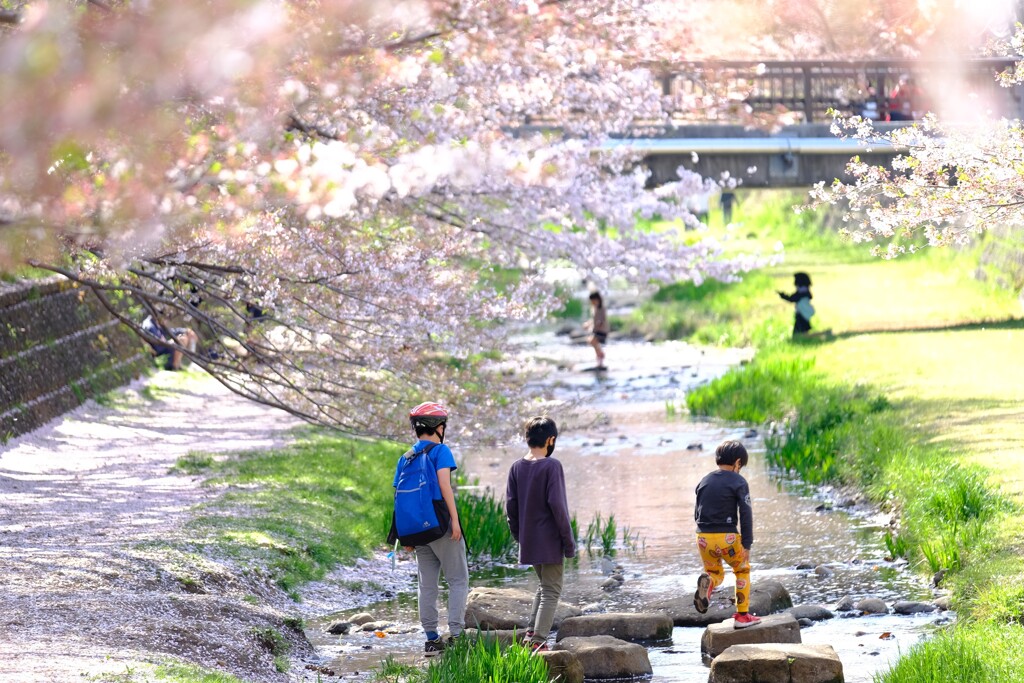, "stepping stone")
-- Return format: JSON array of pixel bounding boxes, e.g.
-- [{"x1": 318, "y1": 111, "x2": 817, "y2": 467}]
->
[
  {"x1": 646, "y1": 579, "x2": 793, "y2": 627},
  {"x1": 701, "y1": 613, "x2": 802, "y2": 659},
  {"x1": 536, "y1": 649, "x2": 584, "y2": 683},
  {"x1": 555, "y1": 612, "x2": 673, "y2": 643},
  {"x1": 709, "y1": 643, "x2": 844, "y2": 683},
  {"x1": 465, "y1": 587, "x2": 581, "y2": 630},
  {"x1": 555, "y1": 635, "x2": 652, "y2": 679}
]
